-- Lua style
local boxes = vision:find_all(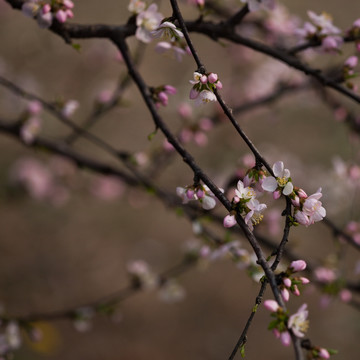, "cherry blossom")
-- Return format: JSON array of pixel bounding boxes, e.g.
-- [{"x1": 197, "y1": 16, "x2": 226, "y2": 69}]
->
[
  {"x1": 176, "y1": 184, "x2": 217, "y2": 210},
  {"x1": 288, "y1": 303, "x2": 309, "y2": 338},
  {"x1": 136, "y1": 4, "x2": 163, "y2": 43},
  {"x1": 262, "y1": 161, "x2": 293, "y2": 196},
  {"x1": 152, "y1": 21, "x2": 184, "y2": 41}
]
